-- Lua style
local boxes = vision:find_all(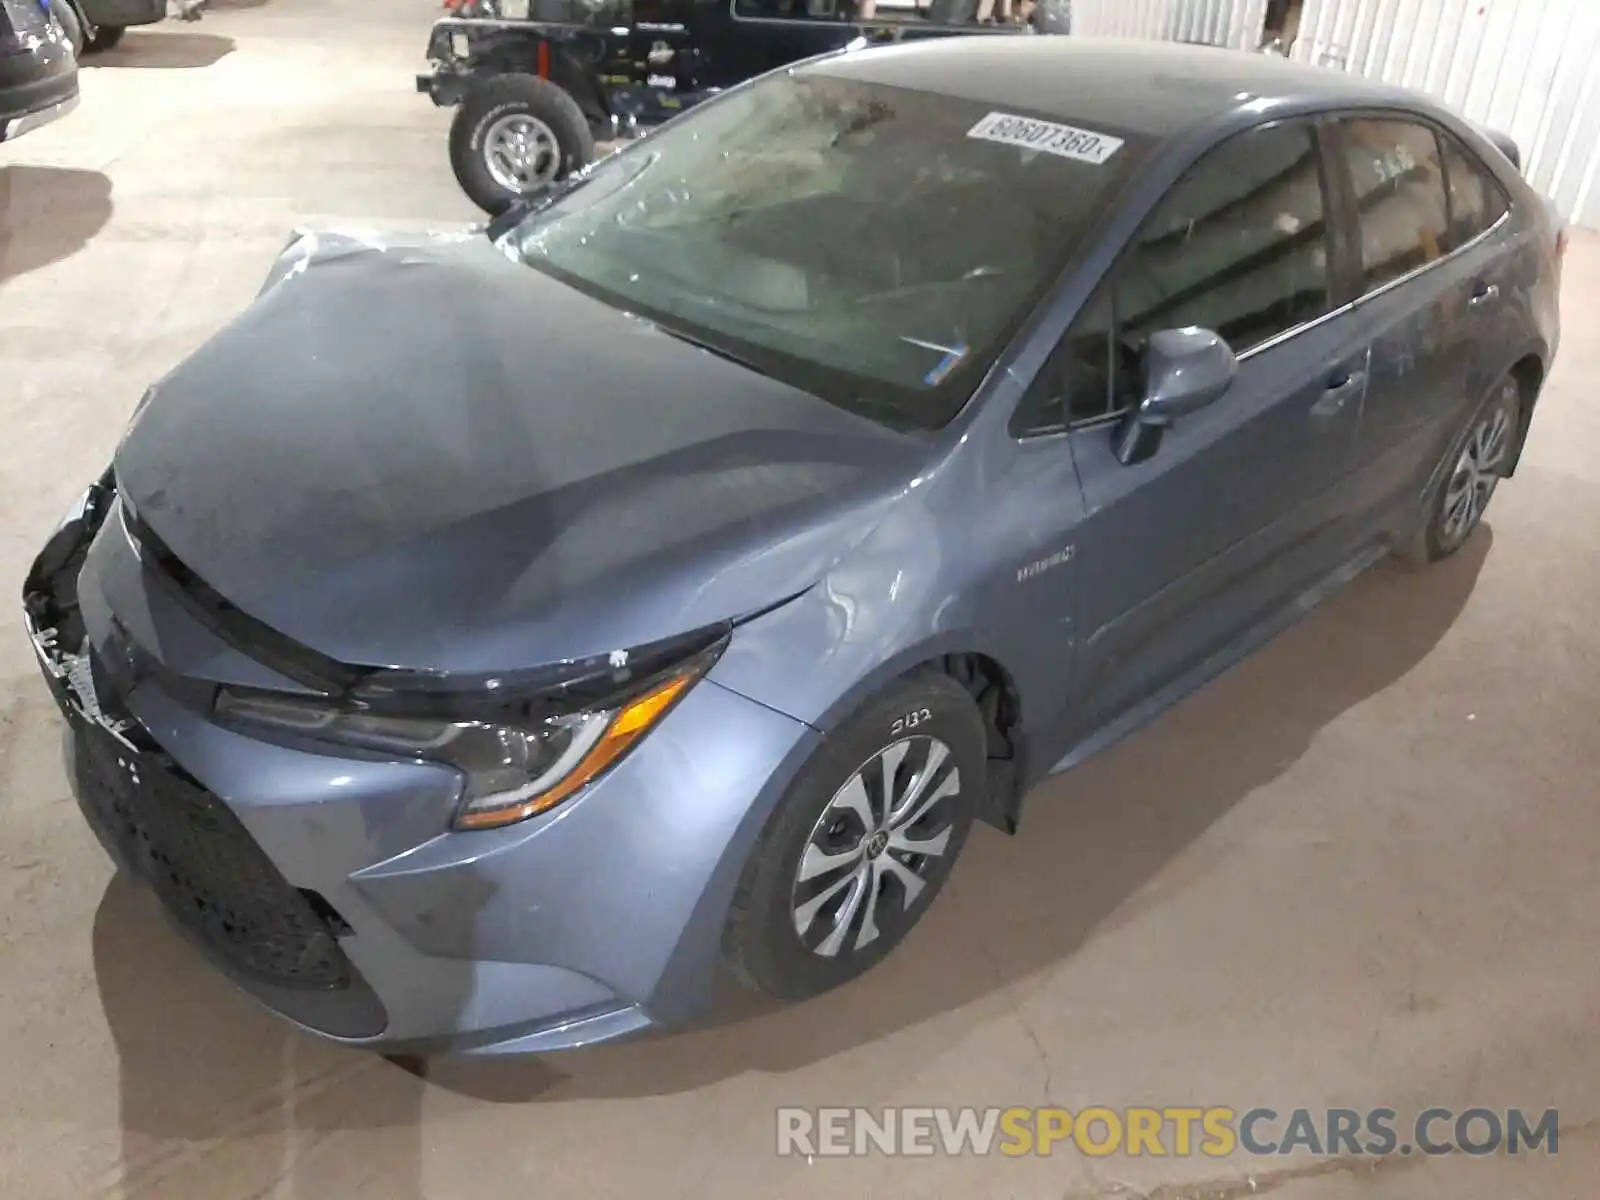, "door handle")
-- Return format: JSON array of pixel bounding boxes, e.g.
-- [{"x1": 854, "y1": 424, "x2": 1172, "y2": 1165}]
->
[
  {"x1": 1311, "y1": 369, "x2": 1366, "y2": 416},
  {"x1": 1469, "y1": 282, "x2": 1501, "y2": 307}
]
